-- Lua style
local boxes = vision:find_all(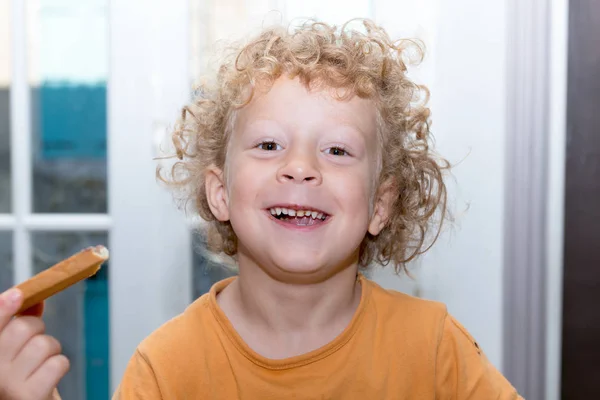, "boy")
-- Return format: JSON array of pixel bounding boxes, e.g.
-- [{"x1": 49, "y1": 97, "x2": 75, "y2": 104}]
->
[{"x1": 0, "y1": 19, "x2": 522, "y2": 399}]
